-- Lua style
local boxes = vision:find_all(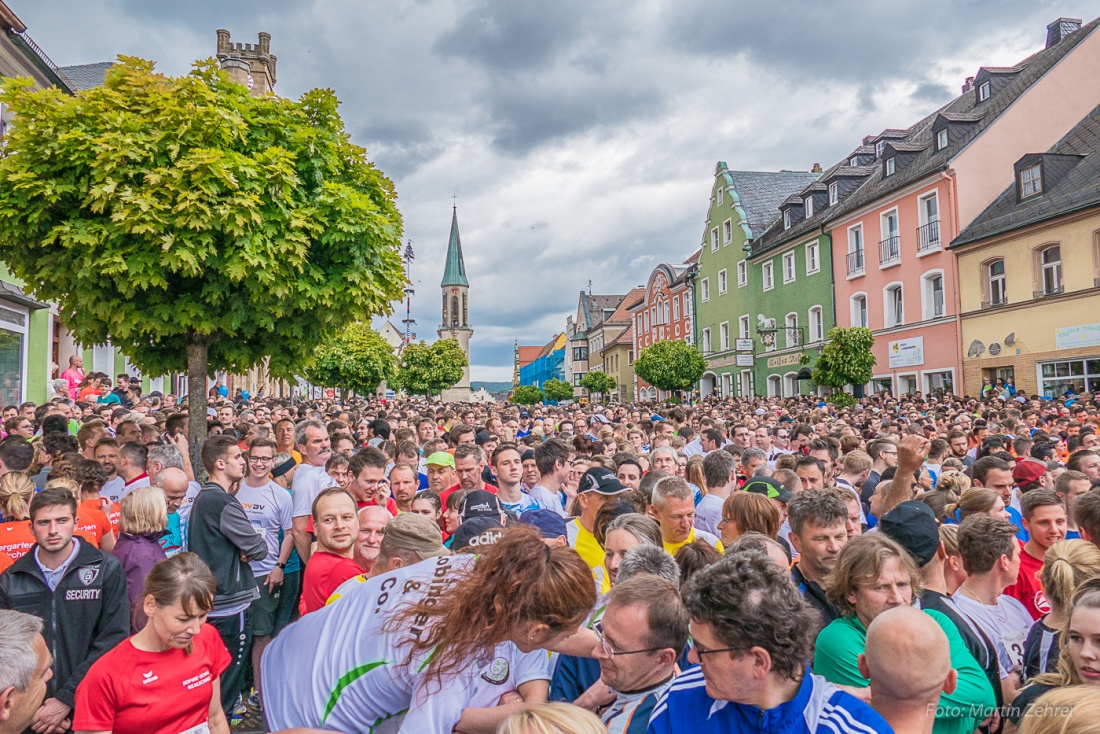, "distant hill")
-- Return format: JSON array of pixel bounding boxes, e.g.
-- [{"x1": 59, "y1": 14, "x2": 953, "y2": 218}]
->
[{"x1": 472, "y1": 381, "x2": 513, "y2": 394}]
